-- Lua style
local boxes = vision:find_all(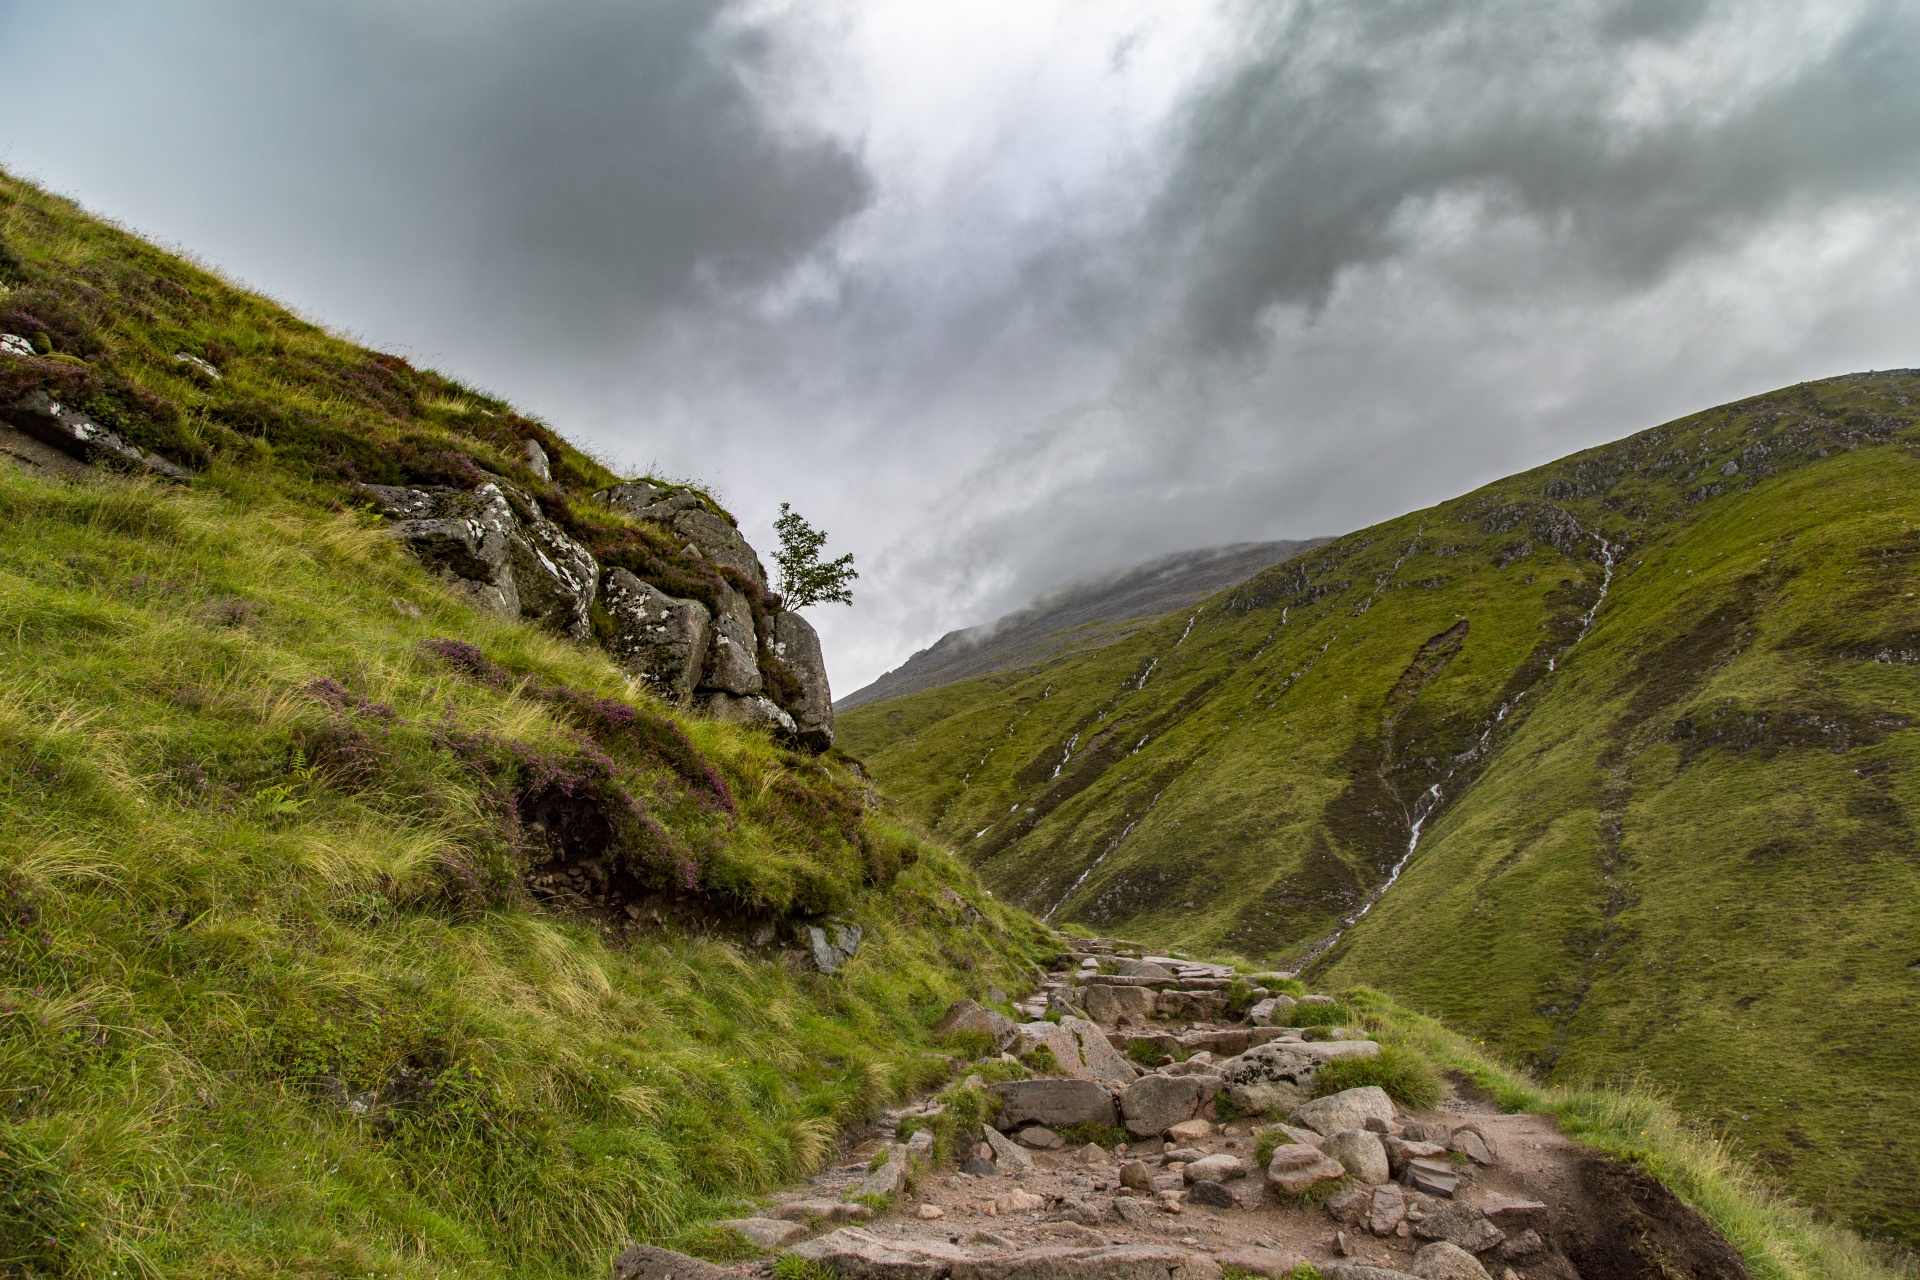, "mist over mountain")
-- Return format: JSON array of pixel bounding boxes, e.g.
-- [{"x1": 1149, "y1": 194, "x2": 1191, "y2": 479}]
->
[{"x1": 838, "y1": 539, "x2": 1328, "y2": 710}]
